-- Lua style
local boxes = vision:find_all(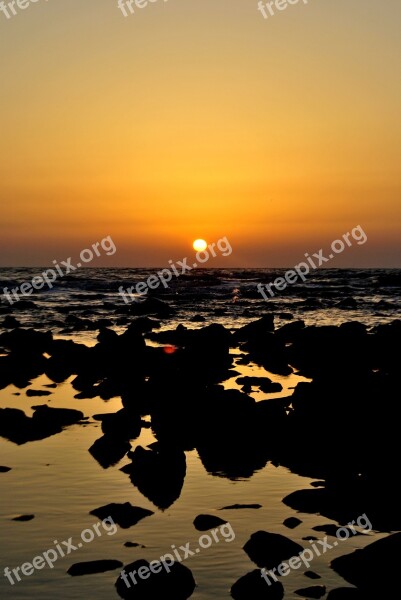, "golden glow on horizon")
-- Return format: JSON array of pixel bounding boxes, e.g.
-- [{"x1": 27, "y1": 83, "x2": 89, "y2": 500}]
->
[{"x1": 0, "y1": 1, "x2": 400, "y2": 267}]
